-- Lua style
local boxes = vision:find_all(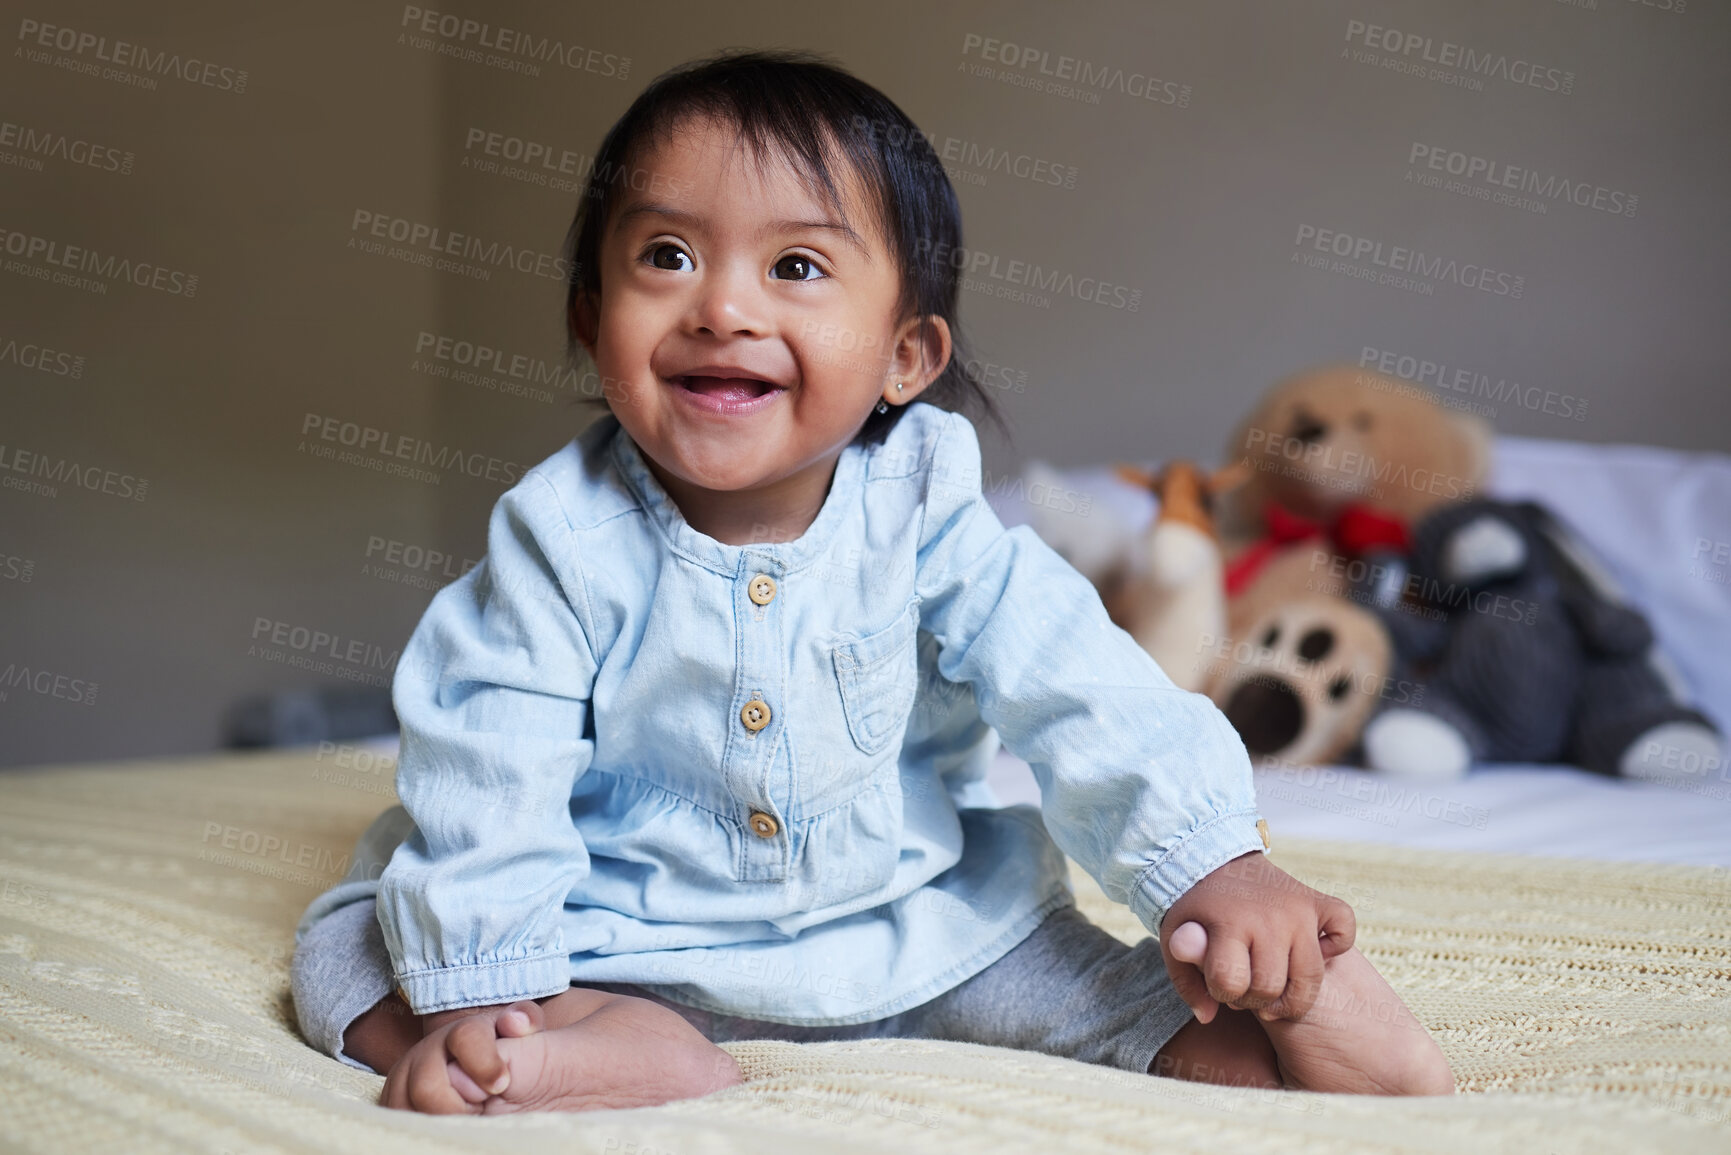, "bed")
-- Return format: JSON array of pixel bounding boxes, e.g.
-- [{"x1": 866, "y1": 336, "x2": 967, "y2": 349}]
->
[
  {"x1": 2, "y1": 749, "x2": 1729, "y2": 1152},
  {"x1": 3, "y1": 434, "x2": 1728, "y2": 1152}
]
